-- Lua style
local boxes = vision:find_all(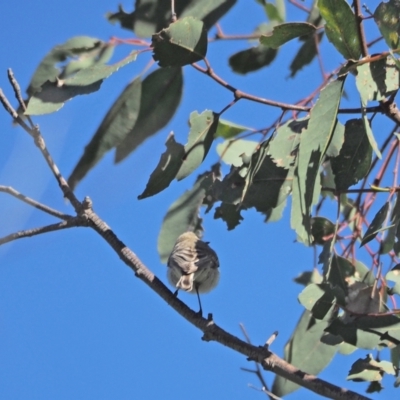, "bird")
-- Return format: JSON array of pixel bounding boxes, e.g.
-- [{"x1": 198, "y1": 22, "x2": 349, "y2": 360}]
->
[{"x1": 167, "y1": 231, "x2": 219, "y2": 315}]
